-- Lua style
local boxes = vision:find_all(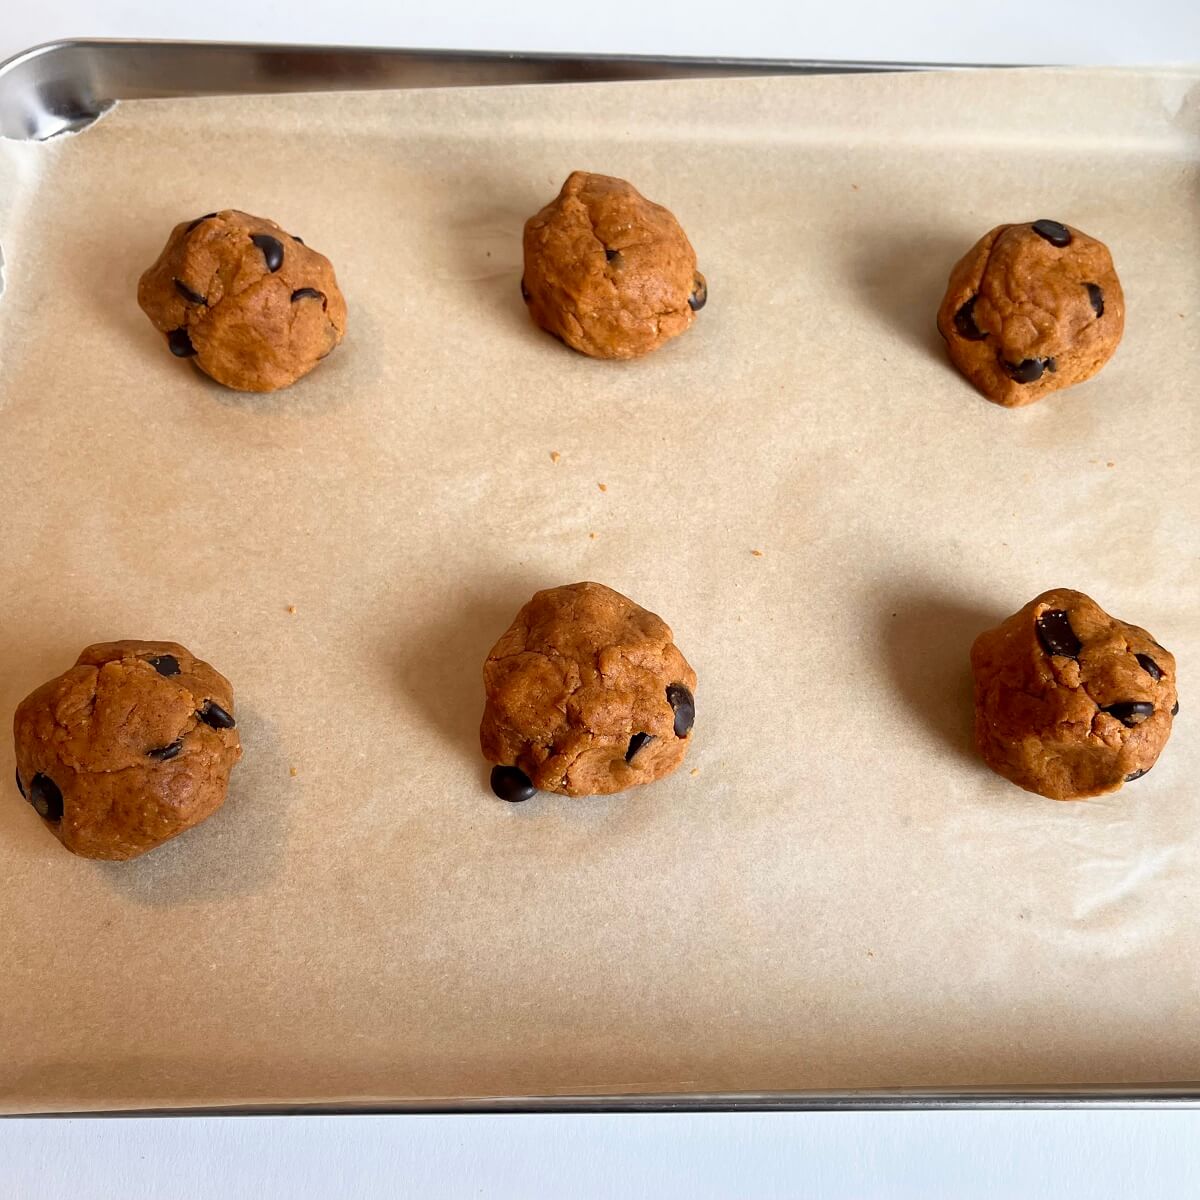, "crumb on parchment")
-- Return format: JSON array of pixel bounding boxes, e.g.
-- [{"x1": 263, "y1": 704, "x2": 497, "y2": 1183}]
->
[
  {"x1": 598, "y1": 482, "x2": 607, "y2": 492},
  {"x1": 550, "y1": 451, "x2": 561, "y2": 463},
  {"x1": 751, "y1": 549, "x2": 763, "y2": 557},
  {"x1": 286, "y1": 605, "x2": 297, "y2": 614},
  {"x1": 289, "y1": 767, "x2": 298, "y2": 777}
]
